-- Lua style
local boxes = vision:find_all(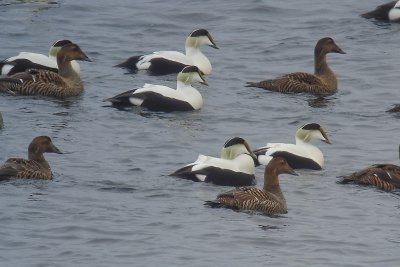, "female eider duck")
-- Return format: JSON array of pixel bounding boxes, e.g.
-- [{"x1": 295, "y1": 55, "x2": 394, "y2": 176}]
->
[
  {"x1": 106, "y1": 66, "x2": 207, "y2": 112},
  {"x1": 339, "y1": 164, "x2": 400, "y2": 191},
  {"x1": 115, "y1": 29, "x2": 218, "y2": 75},
  {"x1": 0, "y1": 40, "x2": 80, "y2": 76},
  {"x1": 170, "y1": 137, "x2": 258, "y2": 186},
  {"x1": 246, "y1": 37, "x2": 345, "y2": 95},
  {"x1": 0, "y1": 136, "x2": 62, "y2": 180},
  {"x1": 254, "y1": 123, "x2": 332, "y2": 170},
  {"x1": 0, "y1": 42, "x2": 91, "y2": 98},
  {"x1": 205, "y1": 157, "x2": 298, "y2": 215},
  {"x1": 362, "y1": 1, "x2": 400, "y2": 22}
]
